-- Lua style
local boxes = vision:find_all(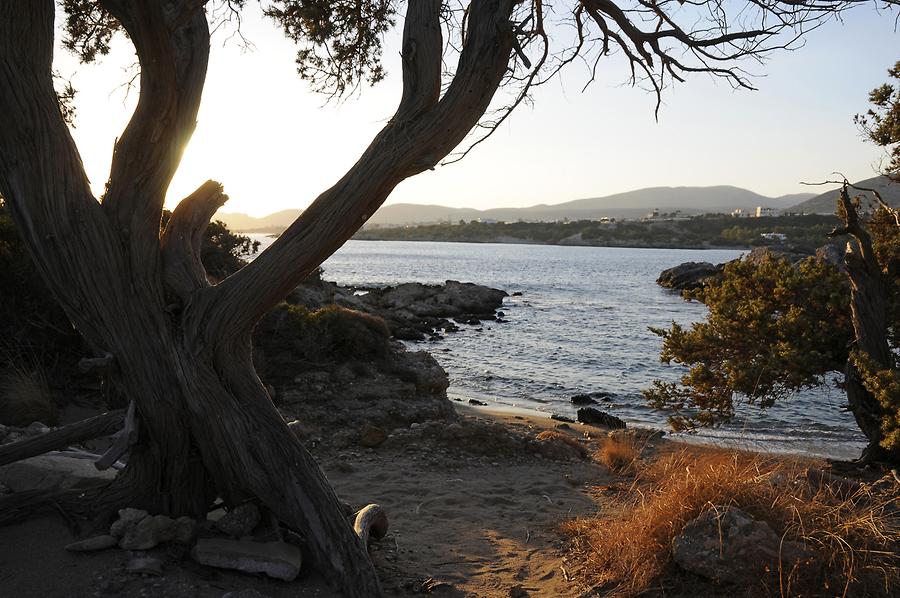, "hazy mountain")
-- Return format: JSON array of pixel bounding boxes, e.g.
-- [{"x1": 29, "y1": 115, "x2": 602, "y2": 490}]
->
[
  {"x1": 788, "y1": 175, "x2": 900, "y2": 214},
  {"x1": 215, "y1": 185, "x2": 816, "y2": 230}
]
